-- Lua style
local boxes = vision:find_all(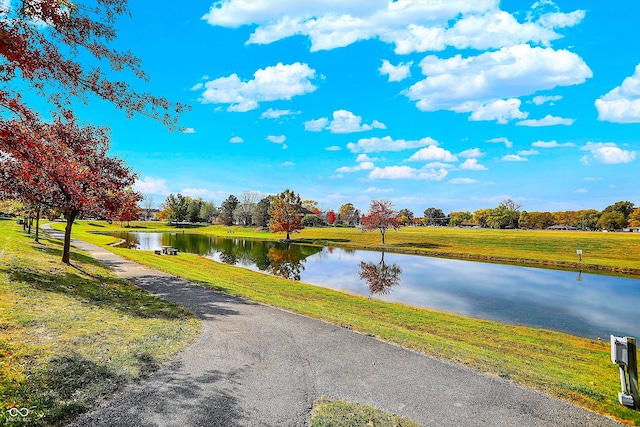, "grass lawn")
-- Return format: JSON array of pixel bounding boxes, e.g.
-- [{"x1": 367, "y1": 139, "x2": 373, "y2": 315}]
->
[
  {"x1": 310, "y1": 396, "x2": 421, "y2": 427},
  {"x1": 0, "y1": 219, "x2": 201, "y2": 426},
  {"x1": 60, "y1": 220, "x2": 640, "y2": 426}
]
